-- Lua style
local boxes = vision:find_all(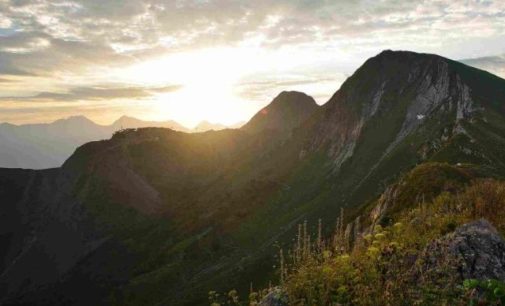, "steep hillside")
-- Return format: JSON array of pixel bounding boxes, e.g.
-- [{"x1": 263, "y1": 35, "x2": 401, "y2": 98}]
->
[
  {"x1": 252, "y1": 163, "x2": 505, "y2": 305},
  {"x1": 1, "y1": 50, "x2": 505, "y2": 305},
  {"x1": 259, "y1": 50, "x2": 505, "y2": 222},
  {"x1": 241, "y1": 91, "x2": 319, "y2": 135}
]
